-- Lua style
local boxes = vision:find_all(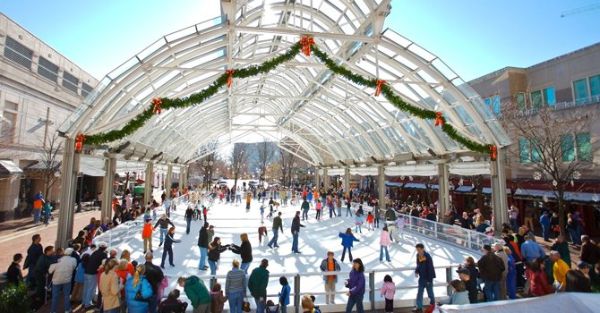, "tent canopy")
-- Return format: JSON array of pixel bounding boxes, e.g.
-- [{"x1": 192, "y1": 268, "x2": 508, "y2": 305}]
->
[{"x1": 59, "y1": 0, "x2": 509, "y2": 167}]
